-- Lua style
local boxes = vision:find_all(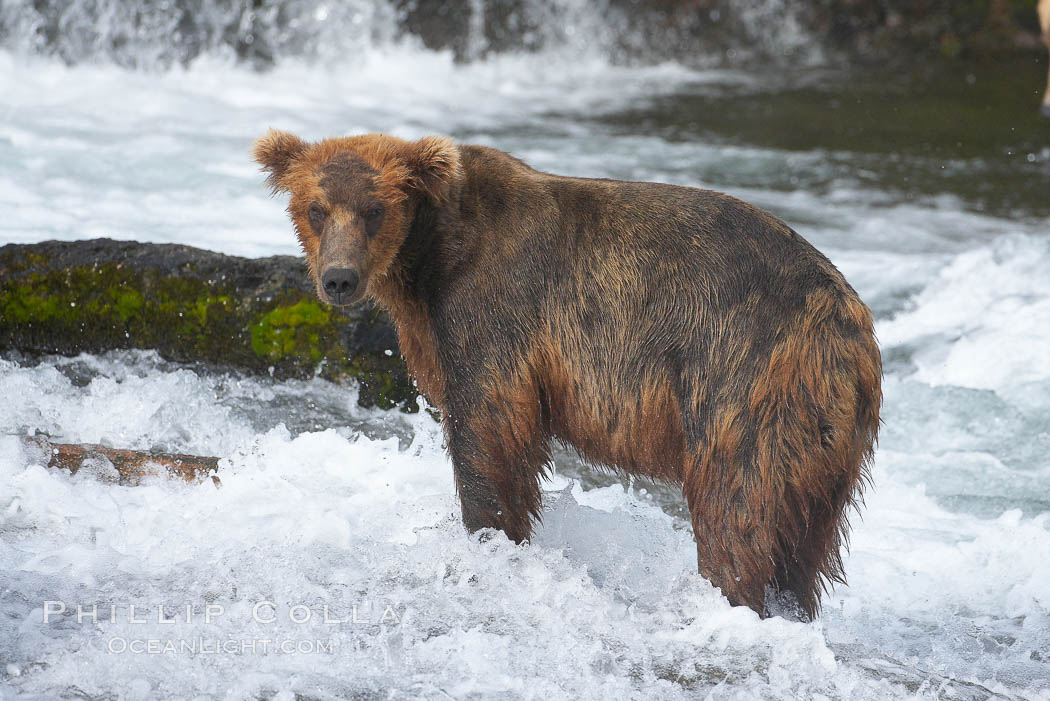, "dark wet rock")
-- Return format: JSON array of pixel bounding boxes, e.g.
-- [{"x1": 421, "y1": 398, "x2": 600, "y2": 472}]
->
[
  {"x1": 0, "y1": 239, "x2": 418, "y2": 411},
  {"x1": 381, "y1": 0, "x2": 1049, "y2": 65}
]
